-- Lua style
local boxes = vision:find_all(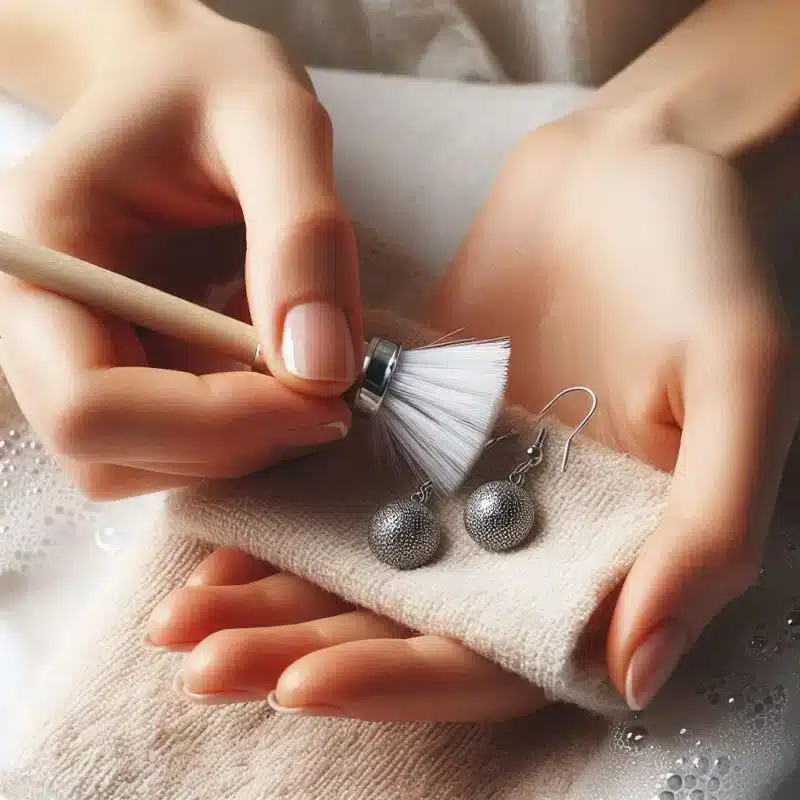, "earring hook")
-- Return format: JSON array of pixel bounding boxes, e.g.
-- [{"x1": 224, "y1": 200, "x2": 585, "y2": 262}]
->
[{"x1": 534, "y1": 386, "x2": 598, "y2": 473}]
